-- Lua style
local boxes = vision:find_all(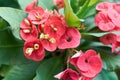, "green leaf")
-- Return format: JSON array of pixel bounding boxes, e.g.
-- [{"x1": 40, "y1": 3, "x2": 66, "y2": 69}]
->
[
  {"x1": 64, "y1": 0, "x2": 80, "y2": 27},
  {"x1": 0, "y1": 7, "x2": 27, "y2": 39},
  {"x1": 38, "y1": 0, "x2": 55, "y2": 10},
  {"x1": 35, "y1": 57, "x2": 64, "y2": 80},
  {"x1": 88, "y1": 0, "x2": 98, "y2": 7},
  {"x1": 76, "y1": 0, "x2": 98, "y2": 18},
  {"x1": 0, "y1": 17, "x2": 9, "y2": 31},
  {"x1": 84, "y1": 17, "x2": 96, "y2": 32},
  {"x1": 0, "y1": 29, "x2": 30, "y2": 65},
  {"x1": 18, "y1": 0, "x2": 34, "y2": 10},
  {"x1": 0, "y1": 65, "x2": 13, "y2": 77},
  {"x1": 76, "y1": 0, "x2": 90, "y2": 18},
  {"x1": 18, "y1": 0, "x2": 54, "y2": 10},
  {"x1": 70, "y1": 0, "x2": 79, "y2": 13},
  {"x1": 94, "y1": 69, "x2": 118, "y2": 80},
  {"x1": 3, "y1": 62, "x2": 39, "y2": 80},
  {"x1": 0, "y1": 0, "x2": 20, "y2": 8}
]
